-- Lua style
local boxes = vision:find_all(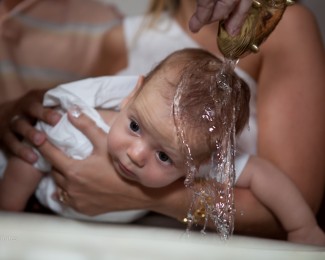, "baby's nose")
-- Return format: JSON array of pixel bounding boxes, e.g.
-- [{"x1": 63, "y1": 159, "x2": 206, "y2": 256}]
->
[{"x1": 127, "y1": 140, "x2": 148, "y2": 167}]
